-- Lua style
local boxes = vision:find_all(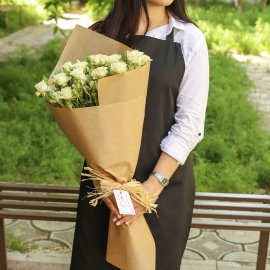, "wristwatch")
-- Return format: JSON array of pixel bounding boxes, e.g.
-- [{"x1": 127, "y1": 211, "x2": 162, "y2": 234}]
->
[{"x1": 149, "y1": 171, "x2": 169, "y2": 187}]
